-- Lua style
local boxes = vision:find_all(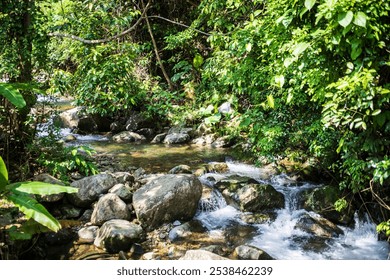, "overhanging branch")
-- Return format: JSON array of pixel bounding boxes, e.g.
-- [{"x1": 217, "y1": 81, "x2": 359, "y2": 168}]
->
[{"x1": 48, "y1": 2, "x2": 150, "y2": 44}]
